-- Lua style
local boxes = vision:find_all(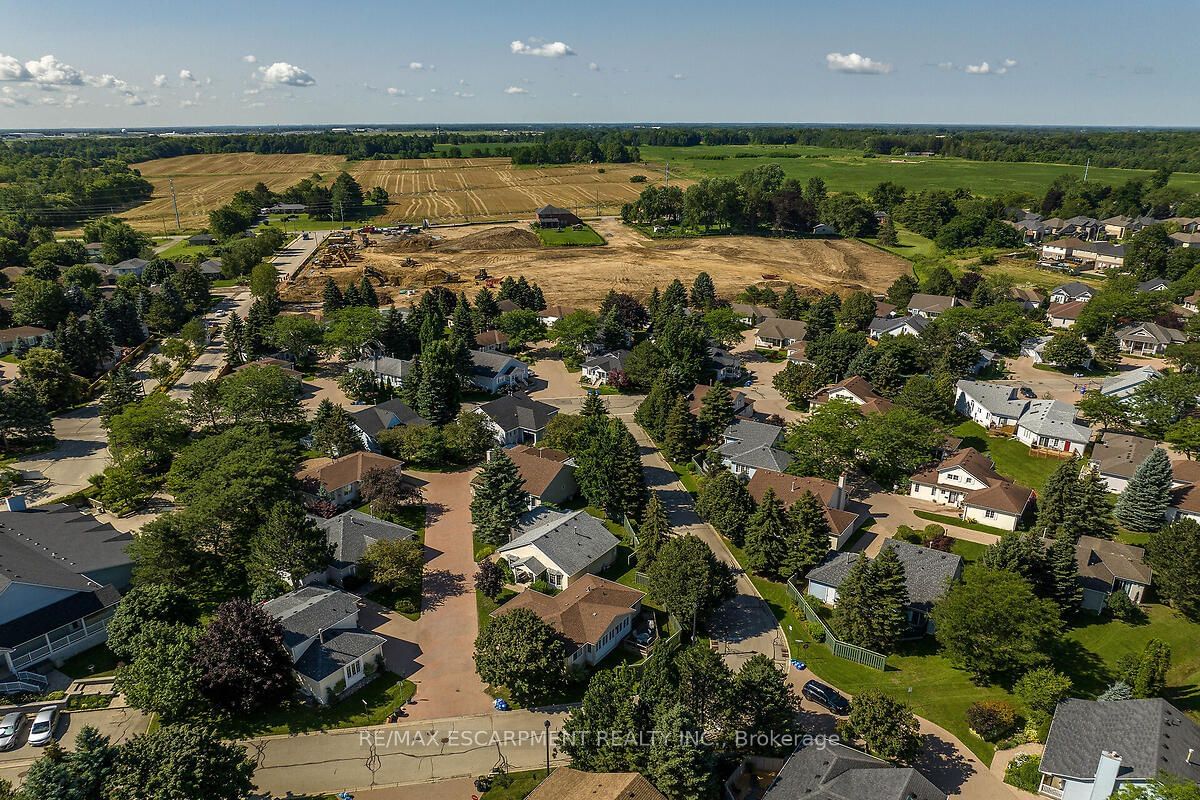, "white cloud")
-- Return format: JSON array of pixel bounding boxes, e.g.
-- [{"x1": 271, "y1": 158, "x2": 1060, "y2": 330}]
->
[
  {"x1": 966, "y1": 58, "x2": 1017, "y2": 75},
  {"x1": 408, "y1": 62, "x2": 428, "y2": 71},
  {"x1": 386, "y1": 87, "x2": 406, "y2": 96},
  {"x1": 178, "y1": 68, "x2": 197, "y2": 82},
  {"x1": 825, "y1": 52, "x2": 893, "y2": 74},
  {"x1": 588, "y1": 62, "x2": 599, "y2": 71},
  {"x1": 504, "y1": 85, "x2": 529, "y2": 94},
  {"x1": 0, "y1": 53, "x2": 30, "y2": 81},
  {"x1": 937, "y1": 61, "x2": 955, "y2": 71},
  {"x1": 245, "y1": 101, "x2": 266, "y2": 108},
  {"x1": 453, "y1": 90, "x2": 474, "y2": 98},
  {"x1": 152, "y1": 73, "x2": 168, "y2": 88},
  {"x1": 125, "y1": 95, "x2": 147, "y2": 106},
  {"x1": 510, "y1": 40, "x2": 575, "y2": 58},
  {"x1": 0, "y1": 86, "x2": 30, "y2": 105},
  {"x1": 260, "y1": 62, "x2": 316, "y2": 87},
  {"x1": 671, "y1": 73, "x2": 686, "y2": 80},
  {"x1": 24, "y1": 54, "x2": 84, "y2": 85},
  {"x1": 242, "y1": 54, "x2": 257, "y2": 63}
]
